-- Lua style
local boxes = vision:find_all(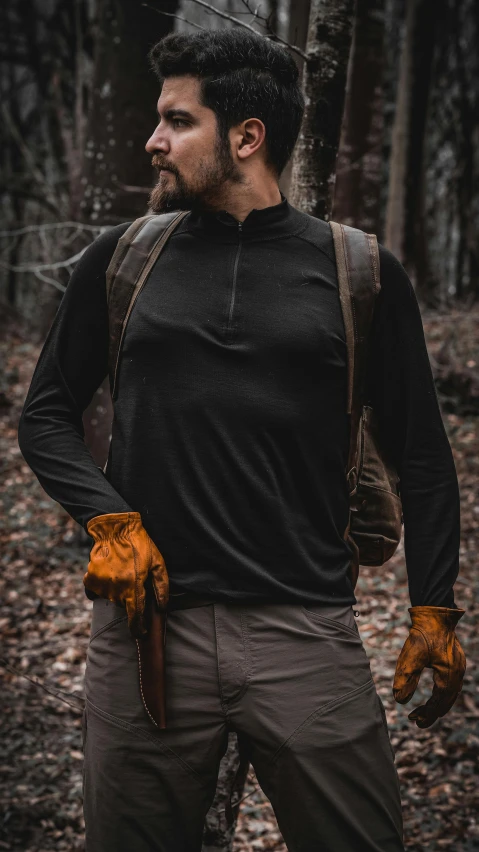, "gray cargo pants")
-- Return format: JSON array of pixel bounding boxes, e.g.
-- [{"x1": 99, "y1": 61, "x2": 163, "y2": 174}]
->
[{"x1": 82, "y1": 597, "x2": 404, "y2": 852}]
